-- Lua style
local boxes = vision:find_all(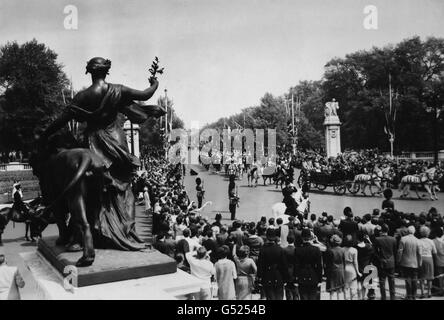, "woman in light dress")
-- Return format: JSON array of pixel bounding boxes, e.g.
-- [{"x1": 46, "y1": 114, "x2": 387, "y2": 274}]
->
[
  {"x1": 232, "y1": 245, "x2": 257, "y2": 300},
  {"x1": 343, "y1": 235, "x2": 362, "y2": 300},
  {"x1": 418, "y1": 226, "x2": 437, "y2": 298},
  {"x1": 215, "y1": 246, "x2": 237, "y2": 300},
  {"x1": 432, "y1": 227, "x2": 444, "y2": 295}
]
